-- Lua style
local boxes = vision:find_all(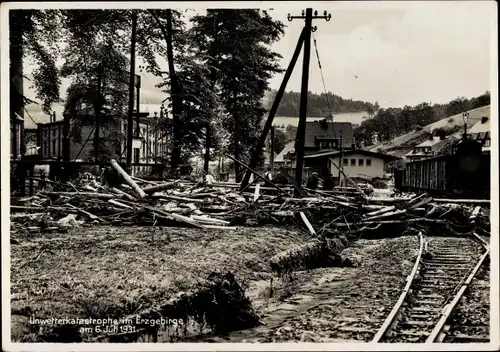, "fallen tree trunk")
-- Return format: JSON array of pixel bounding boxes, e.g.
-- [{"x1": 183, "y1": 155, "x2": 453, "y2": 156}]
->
[{"x1": 110, "y1": 159, "x2": 146, "y2": 199}]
